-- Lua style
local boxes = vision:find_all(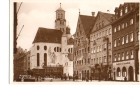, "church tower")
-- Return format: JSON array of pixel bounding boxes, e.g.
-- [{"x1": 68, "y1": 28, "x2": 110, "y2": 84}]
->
[{"x1": 55, "y1": 3, "x2": 66, "y2": 34}]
